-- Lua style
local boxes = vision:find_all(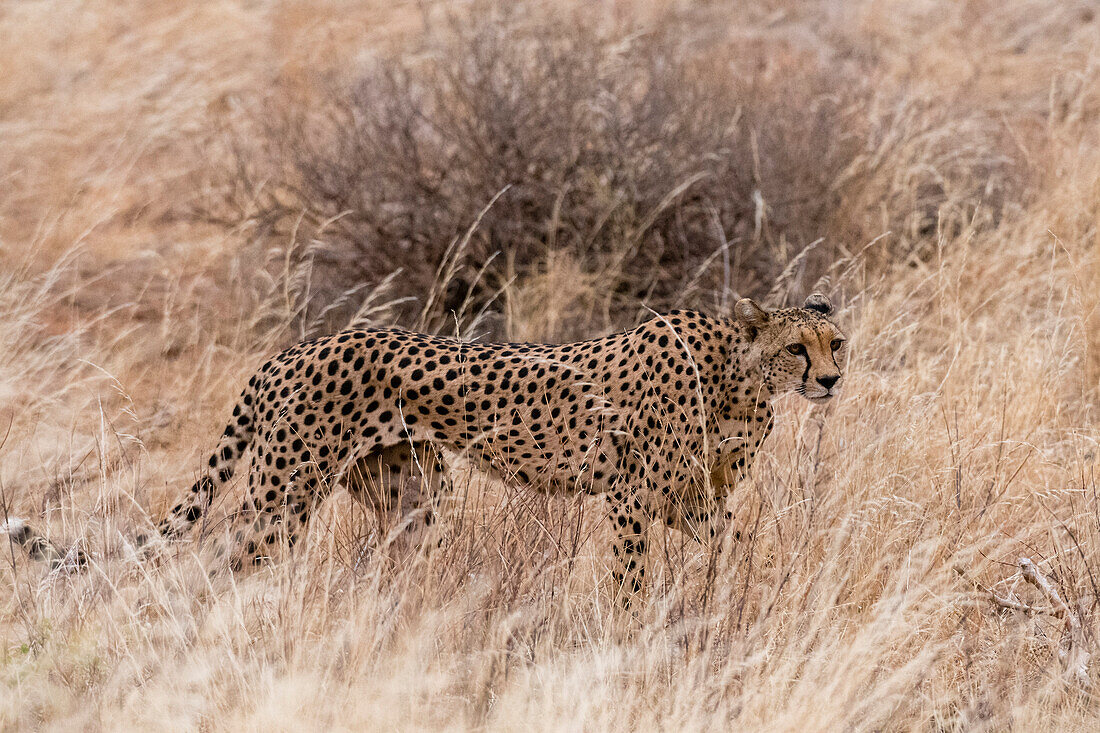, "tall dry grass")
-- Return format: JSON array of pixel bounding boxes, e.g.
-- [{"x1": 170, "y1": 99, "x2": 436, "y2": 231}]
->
[{"x1": 2, "y1": 0, "x2": 1100, "y2": 730}]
